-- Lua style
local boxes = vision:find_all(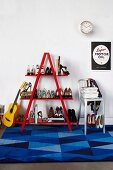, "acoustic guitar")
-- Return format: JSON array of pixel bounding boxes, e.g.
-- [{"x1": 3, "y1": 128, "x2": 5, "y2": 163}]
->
[{"x1": 2, "y1": 82, "x2": 27, "y2": 127}]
